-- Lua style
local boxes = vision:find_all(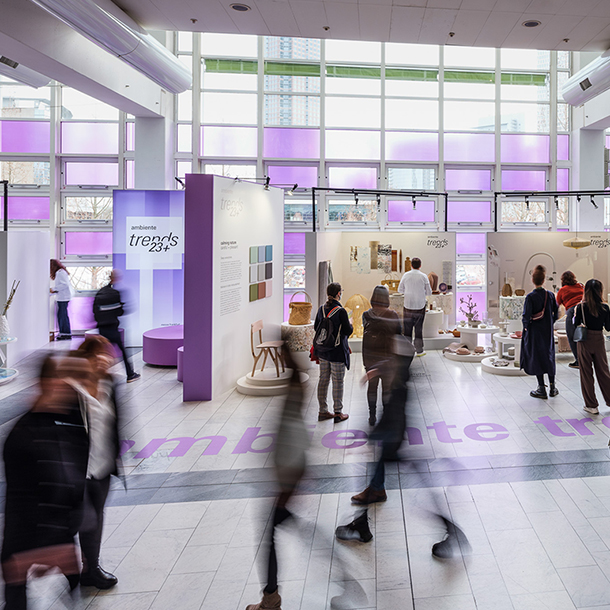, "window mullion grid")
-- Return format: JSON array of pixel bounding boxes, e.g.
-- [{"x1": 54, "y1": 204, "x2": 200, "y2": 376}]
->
[
  {"x1": 192, "y1": 32, "x2": 202, "y2": 173},
  {"x1": 51, "y1": 81, "x2": 61, "y2": 254},
  {"x1": 257, "y1": 36, "x2": 264, "y2": 180},
  {"x1": 495, "y1": 48, "x2": 501, "y2": 199},
  {"x1": 550, "y1": 50, "x2": 558, "y2": 231},
  {"x1": 320, "y1": 37, "x2": 327, "y2": 231},
  {"x1": 380, "y1": 43, "x2": 387, "y2": 231},
  {"x1": 438, "y1": 46, "x2": 445, "y2": 198}
]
